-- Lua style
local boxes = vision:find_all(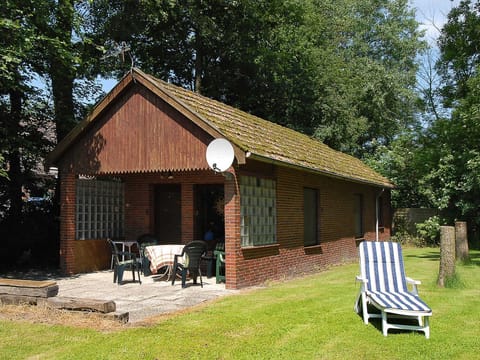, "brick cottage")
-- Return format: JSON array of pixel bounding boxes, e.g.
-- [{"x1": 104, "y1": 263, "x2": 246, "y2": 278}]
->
[{"x1": 46, "y1": 68, "x2": 393, "y2": 289}]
